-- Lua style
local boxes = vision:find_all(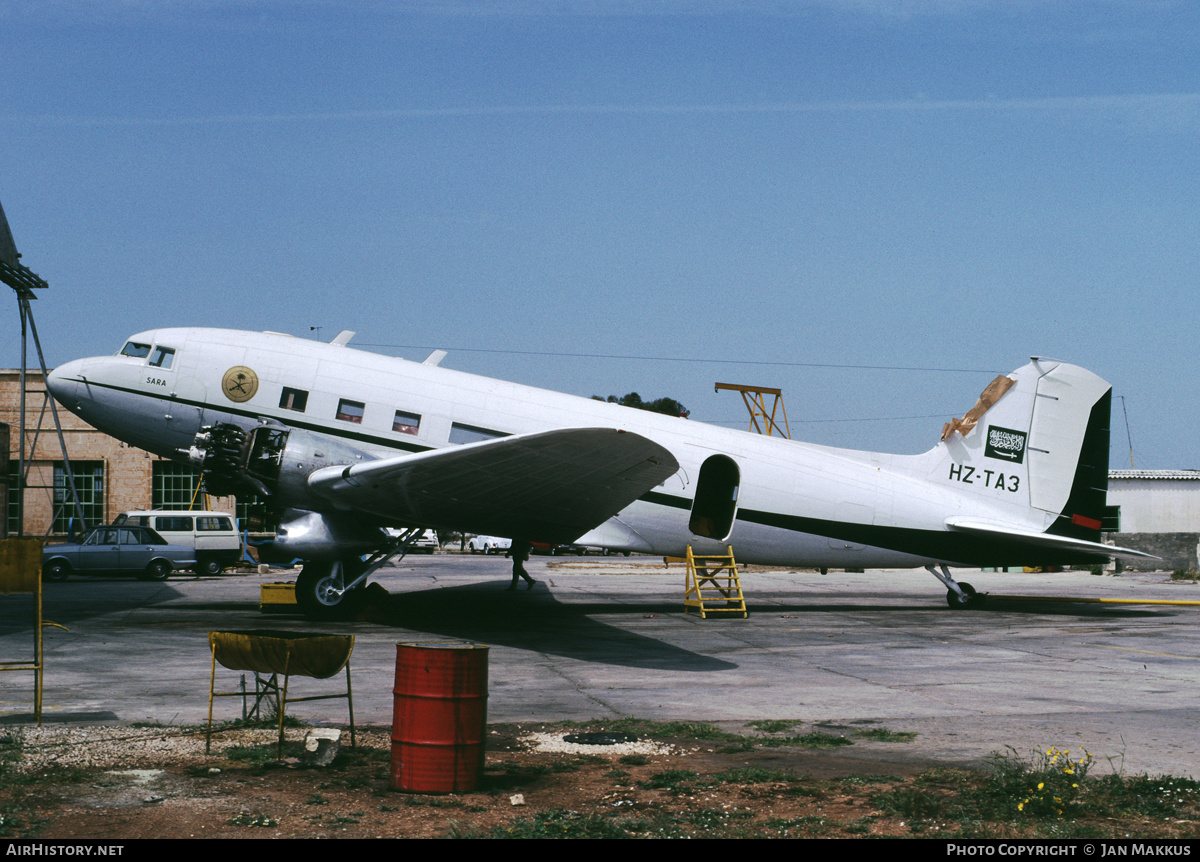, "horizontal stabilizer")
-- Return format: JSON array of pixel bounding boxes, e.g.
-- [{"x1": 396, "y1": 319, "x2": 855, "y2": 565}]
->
[
  {"x1": 308, "y1": 427, "x2": 679, "y2": 543},
  {"x1": 945, "y1": 517, "x2": 1159, "y2": 561}
]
